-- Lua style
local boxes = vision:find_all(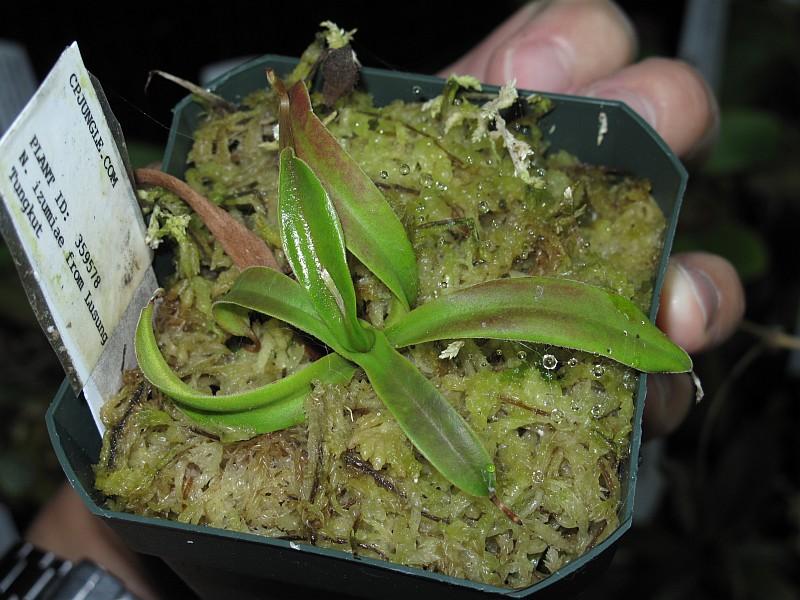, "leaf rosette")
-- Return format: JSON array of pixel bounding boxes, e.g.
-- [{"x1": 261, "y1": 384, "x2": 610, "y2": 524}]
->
[{"x1": 134, "y1": 72, "x2": 691, "y2": 505}]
